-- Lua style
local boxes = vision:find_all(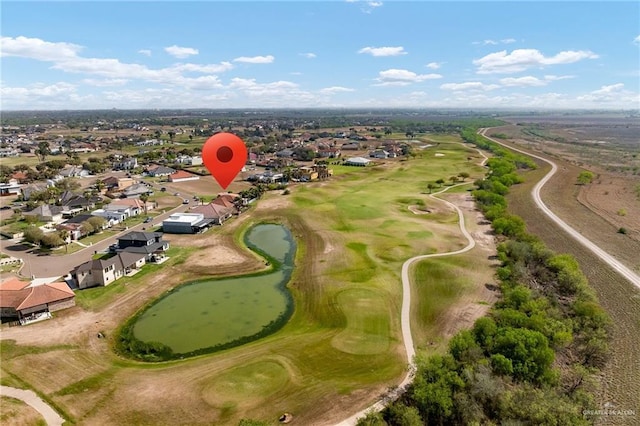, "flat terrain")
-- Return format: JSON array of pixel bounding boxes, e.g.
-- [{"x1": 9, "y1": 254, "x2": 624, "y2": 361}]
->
[
  {"x1": 0, "y1": 139, "x2": 497, "y2": 425},
  {"x1": 497, "y1": 138, "x2": 640, "y2": 422}
]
